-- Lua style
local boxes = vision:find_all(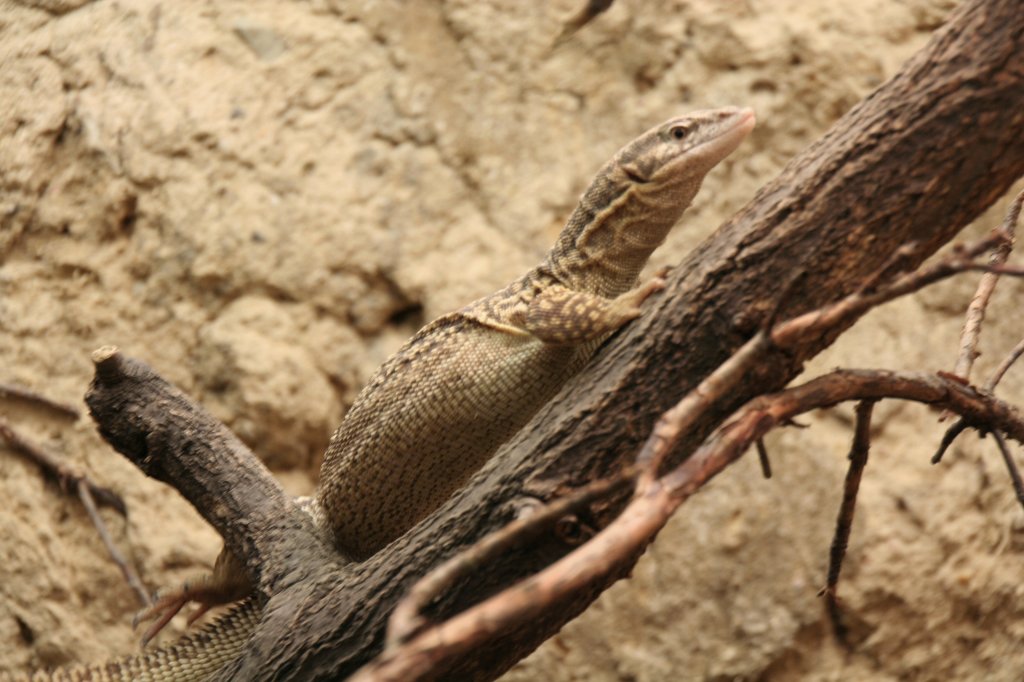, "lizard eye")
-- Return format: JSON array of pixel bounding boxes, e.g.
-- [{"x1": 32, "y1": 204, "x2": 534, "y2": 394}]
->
[{"x1": 669, "y1": 125, "x2": 688, "y2": 140}]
